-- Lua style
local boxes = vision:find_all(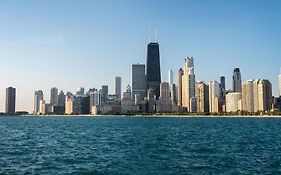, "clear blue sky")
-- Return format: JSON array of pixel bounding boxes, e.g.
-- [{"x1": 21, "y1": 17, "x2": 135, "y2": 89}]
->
[{"x1": 0, "y1": 0, "x2": 280, "y2": 112}]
